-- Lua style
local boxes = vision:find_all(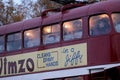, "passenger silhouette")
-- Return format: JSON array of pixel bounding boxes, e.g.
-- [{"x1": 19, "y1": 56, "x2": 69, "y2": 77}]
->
[{"x1": 92, "y1": 18, "x2": 110, "y2": 36}]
